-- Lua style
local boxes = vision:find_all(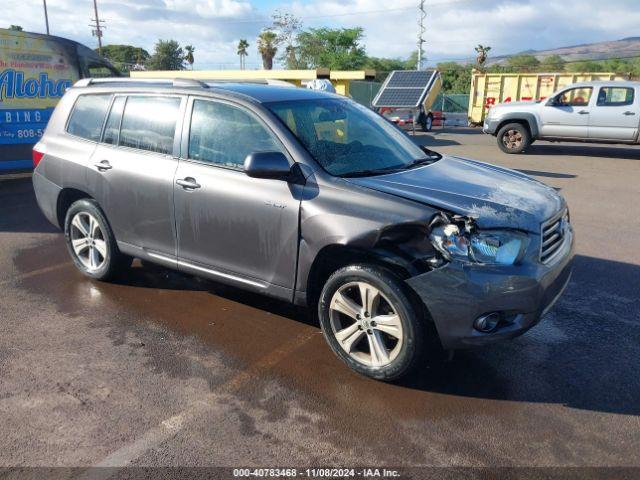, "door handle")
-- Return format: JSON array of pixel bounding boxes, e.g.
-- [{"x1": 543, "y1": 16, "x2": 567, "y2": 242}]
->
[
  {"x1": 578, "y1": 110, "x2": 589, "y2": 115},
  {"x1": 176, "y1": 177, "x2": 201, "y2": 190},
  {"x1": 624, "y1": 111, "x2": 636, "y2": 116},
  {"x1": 94, "y1": 160, "x2": 113, "y2": 171}
]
